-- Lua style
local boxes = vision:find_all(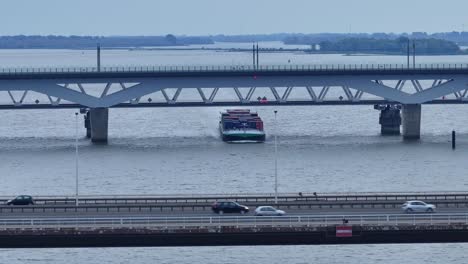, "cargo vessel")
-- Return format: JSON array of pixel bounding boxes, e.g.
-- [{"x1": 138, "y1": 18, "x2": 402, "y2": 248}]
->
[{"x1": 219, "y1": 109, "x2": 265, "y2": 142}]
